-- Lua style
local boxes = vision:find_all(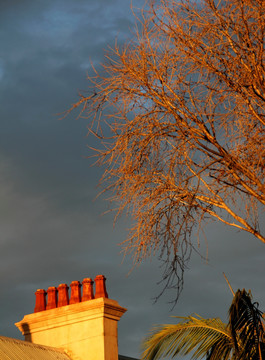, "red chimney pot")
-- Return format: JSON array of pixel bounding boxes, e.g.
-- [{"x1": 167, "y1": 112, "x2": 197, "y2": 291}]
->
[
  {"x1": 70, "y1": 281, "x2": 81, "y2": 304},
  {"x1": 82, "y1": 278, "x2": 94, "y2": 301},
  {"x1": 57, "y1": 284, "x2": 69, "y2": 307},
  {"x1": 94, "y1": 275, "x2": 108, "y2": 298},
  {"x1": 34, "y1": 289, "x2": 47, "y2": 313},
  {"x1": 46, "y1": 287, "x2": 58, "y2": 310}
]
